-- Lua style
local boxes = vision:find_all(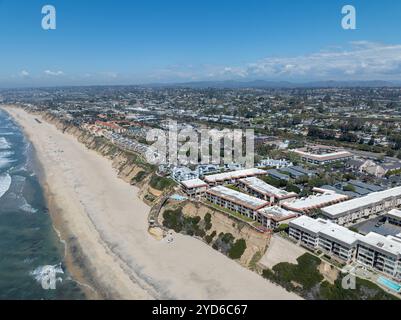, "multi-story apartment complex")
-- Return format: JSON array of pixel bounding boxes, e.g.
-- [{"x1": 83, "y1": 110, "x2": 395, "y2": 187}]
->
[
  {"x1": 386, "y1": 209, "x2": 401, "y2": 227},
  {"x1": 237, "y1": 177, "x2": 298, "y2": 205},
  {"x1": 256, "y1": 206, "x2": 298, "y2": 229},
  {"x1": 282, "y1": 188, "x2": 348, "y2": 214},
  {"x1": 289, "y1": 216, "x2": 401, "y2": 280},
  {"x1": 203, "y1": 168, "x2": 267, "y2": 186},
  {"x1": 322, "y1": 186, "x2": 401, "y2": 225},
  {"x1": 289, "y1": 216, "x2": 361, "y2": 262},
  {"x1": 356, "y1": 233, "x2": 401, "y2": 279},
  {"x1": 180, "y1": 179, "x2": 208, "y2": 198},
  {"x1": 205, "y1": 185, "x2": 269, "y2": 220},
  {"x1": 292, "y1": 145, "x2": 353, "y2": 165}
]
